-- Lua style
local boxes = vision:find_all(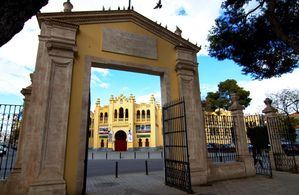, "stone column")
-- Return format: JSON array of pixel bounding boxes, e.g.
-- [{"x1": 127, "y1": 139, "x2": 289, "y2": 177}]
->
[
  {"x1": 175, "y1": 46, "x2": 208, "y2": 185},
  {"x1": 229, "y1": 93, "x2": 255, "y2": 176},
  {"x1": 12, "y1": 20, "x2": 78, "y2": 195},
  {"x1": 262, "y1": 98, "x2": 283, "y2": 170},
  {"x1": 6, "y1": 75, "x2": 32, "y2": 195}
]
